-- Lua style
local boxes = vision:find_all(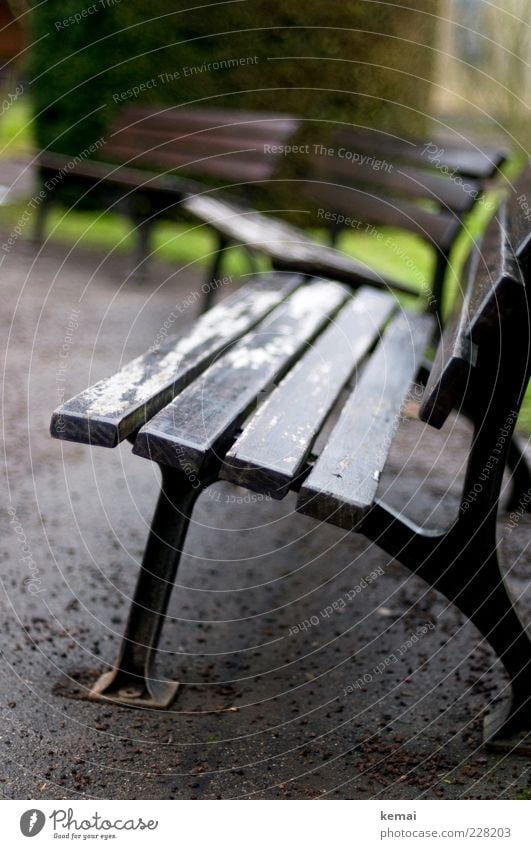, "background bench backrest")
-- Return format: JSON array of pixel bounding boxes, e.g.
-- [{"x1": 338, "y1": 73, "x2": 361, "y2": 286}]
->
[
  {"x1": 419, "y1": 166, "x2": 531, "y2": 428},
  {"x1": 104, "y1": 106, "x2": 301, "y2": 183},
  {"x1": 328, "y1": 128, "x2": 506, "y2": 180},
  {"x1": 304, "y1": 128, "x2": 507, "y2": 251}
]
